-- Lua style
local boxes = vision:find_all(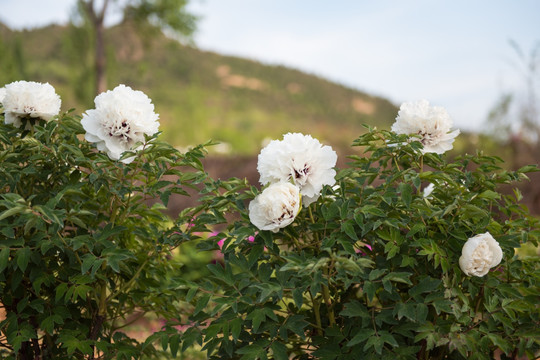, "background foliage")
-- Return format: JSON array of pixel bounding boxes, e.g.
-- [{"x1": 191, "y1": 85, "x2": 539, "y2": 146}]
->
[{"x1": 0, "y1": 22, "x2": 397, "y2": 154}]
